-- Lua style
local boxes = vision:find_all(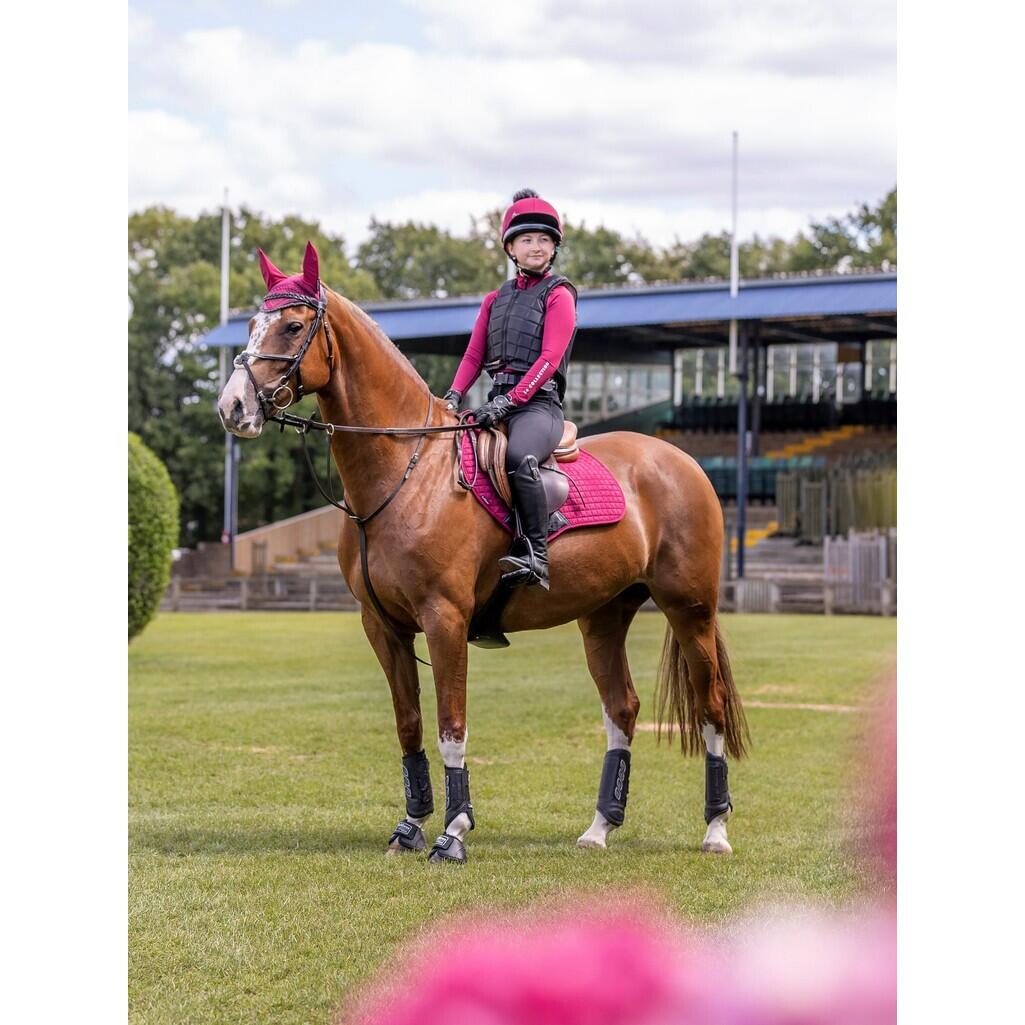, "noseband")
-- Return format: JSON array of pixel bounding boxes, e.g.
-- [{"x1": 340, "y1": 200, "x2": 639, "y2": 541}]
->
[{"x1": 233, "y1": 289, "x2": 333, "y2": 418}]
